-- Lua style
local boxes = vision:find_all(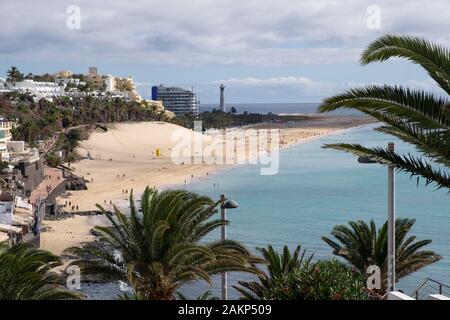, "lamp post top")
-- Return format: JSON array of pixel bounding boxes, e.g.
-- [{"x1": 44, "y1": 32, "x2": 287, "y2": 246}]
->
[{"x1": 388, "y1": 142, "x2": 395, "y2": 152}]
